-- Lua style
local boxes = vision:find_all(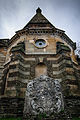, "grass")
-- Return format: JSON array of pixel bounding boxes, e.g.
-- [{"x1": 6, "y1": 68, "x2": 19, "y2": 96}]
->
[{"x1": 72, "y1": 117, "x2": 80, "y2": 120}]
